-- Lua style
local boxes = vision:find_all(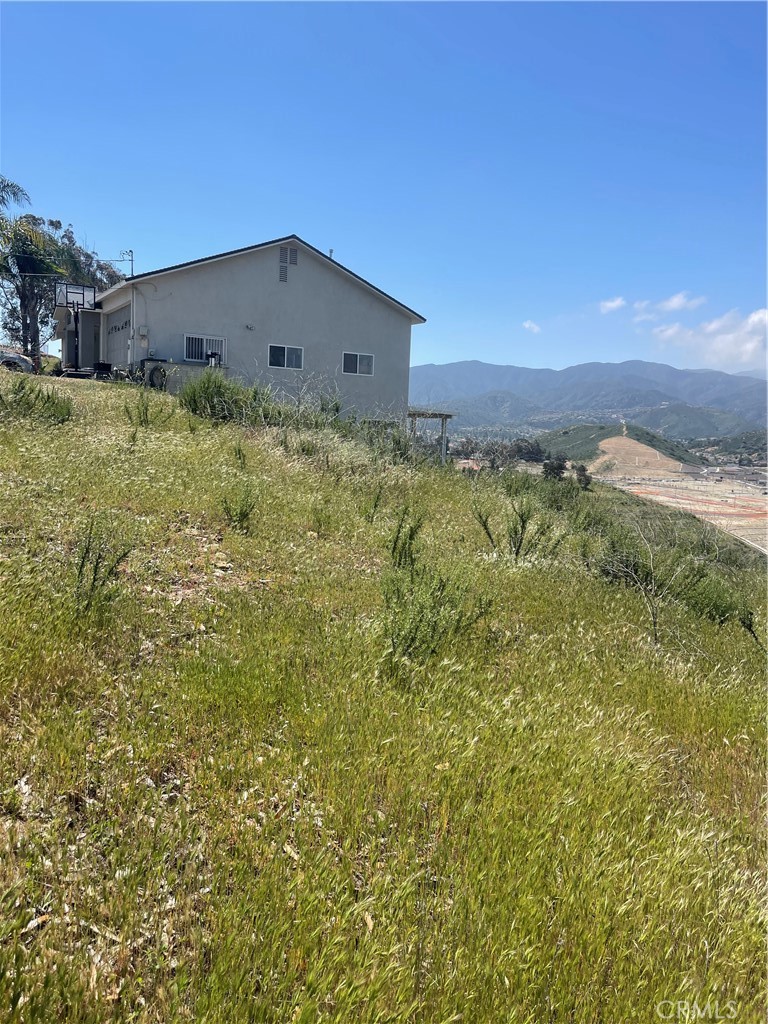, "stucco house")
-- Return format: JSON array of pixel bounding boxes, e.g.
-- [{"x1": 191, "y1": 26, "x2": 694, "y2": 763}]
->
[{"x1": 54, "y1": 234, "x2": 425, "y2": 420}]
